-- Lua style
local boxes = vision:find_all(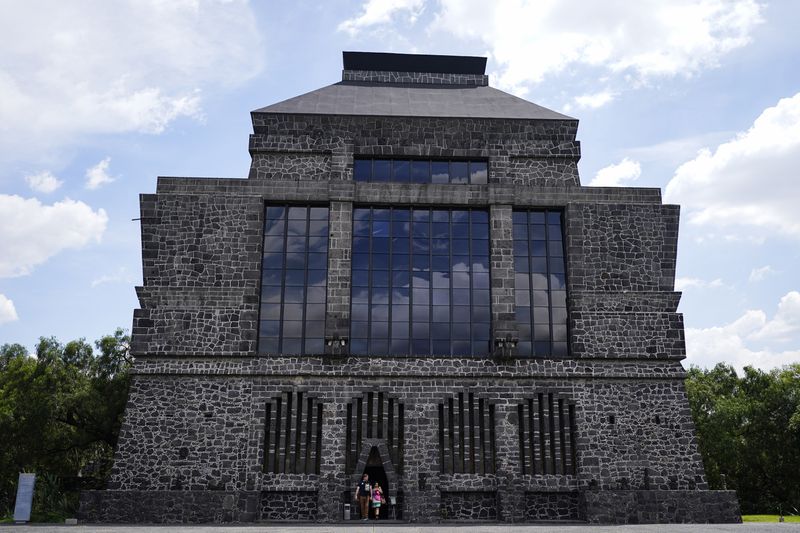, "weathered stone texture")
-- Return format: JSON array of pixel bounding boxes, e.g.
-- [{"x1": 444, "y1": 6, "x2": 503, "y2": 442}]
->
[
  {"x1": 525, "y1": 491, "x2": 582, "y2": 521},
  {"x1": 87, "y1": 53, "x2": 738, "y2": 525},
  {"x1": 249, "y1": 152, "x2": 330, "y2": 180},
  {"x1": 342, "y1": 69, "x2": 489, "y2": 86}
]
